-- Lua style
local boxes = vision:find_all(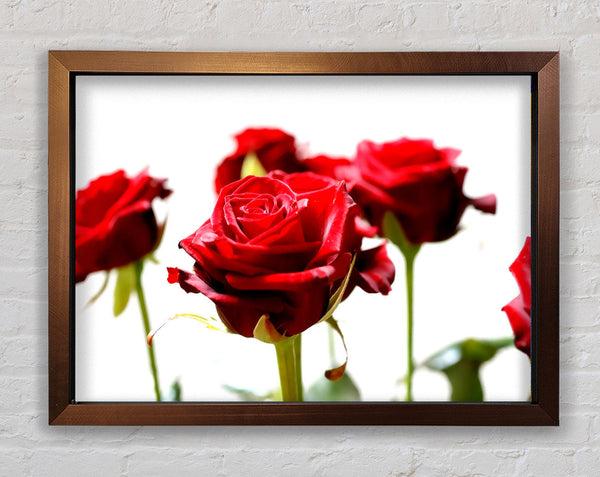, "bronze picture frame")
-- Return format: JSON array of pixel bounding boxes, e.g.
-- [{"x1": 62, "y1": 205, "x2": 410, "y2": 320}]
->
[{"x1": 49, "y1": 51, "x2": 559, "y2": 425}]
